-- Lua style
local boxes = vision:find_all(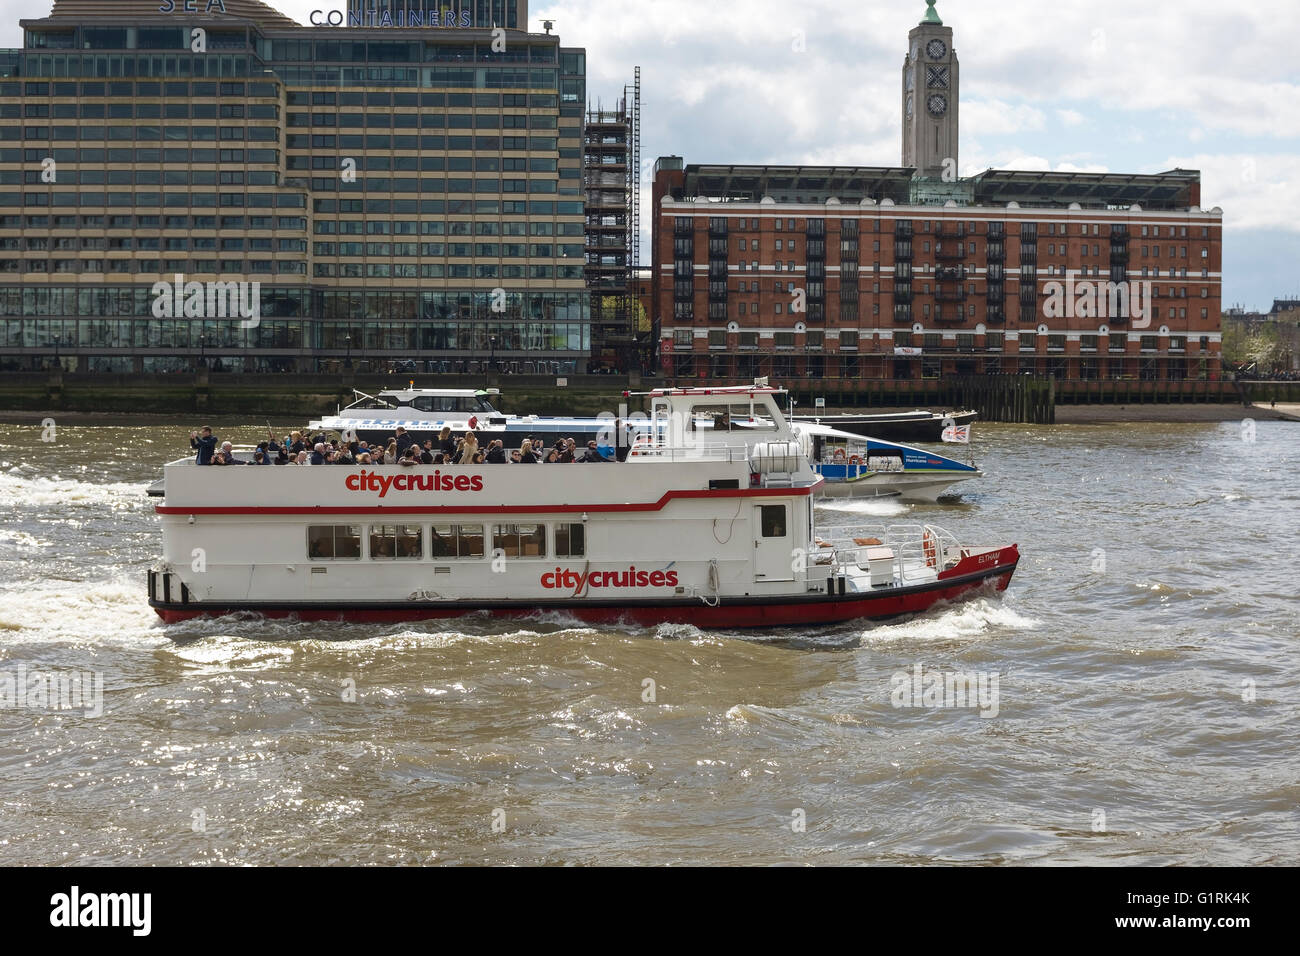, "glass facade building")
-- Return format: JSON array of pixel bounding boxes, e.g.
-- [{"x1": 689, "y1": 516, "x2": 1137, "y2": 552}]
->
[{"x1": 0, "y1": 0, "x2": 587, "y2": 373}]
